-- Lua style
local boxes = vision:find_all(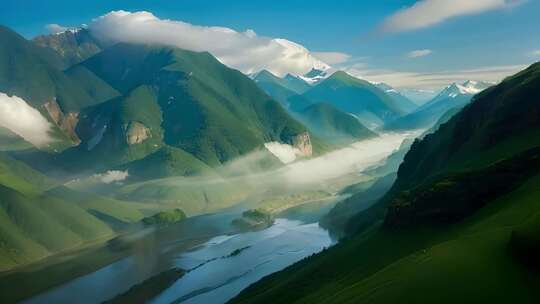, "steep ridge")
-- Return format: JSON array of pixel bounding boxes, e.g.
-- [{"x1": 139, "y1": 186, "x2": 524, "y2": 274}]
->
[{"x1": 33, "y1": 28, "x2": 103, "y2": 67}]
